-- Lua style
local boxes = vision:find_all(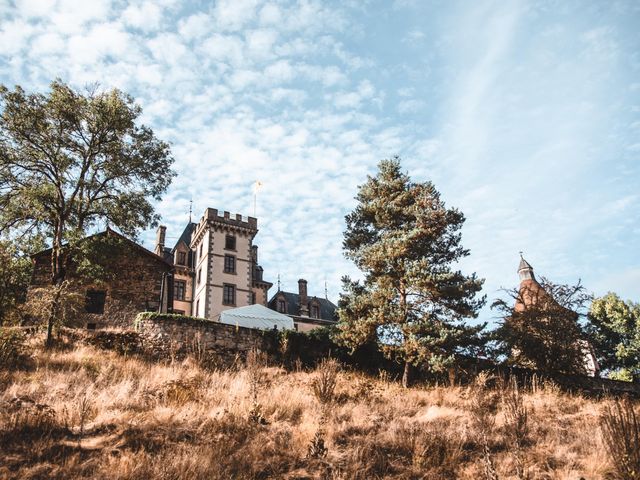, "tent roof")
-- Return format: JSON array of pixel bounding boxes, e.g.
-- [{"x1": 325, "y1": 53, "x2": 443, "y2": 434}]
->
[{"x1": 219, "y1": 304, "x2": 294, "y2": 331}]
